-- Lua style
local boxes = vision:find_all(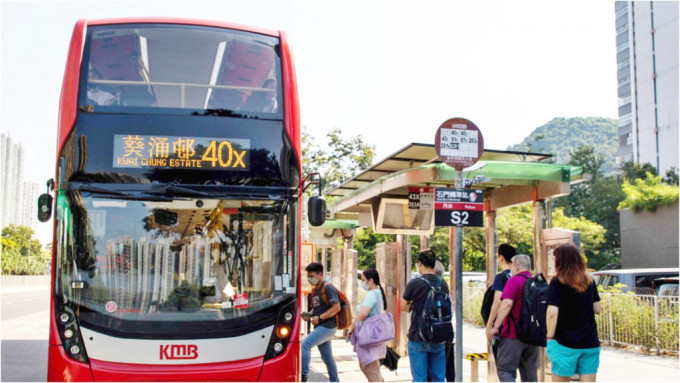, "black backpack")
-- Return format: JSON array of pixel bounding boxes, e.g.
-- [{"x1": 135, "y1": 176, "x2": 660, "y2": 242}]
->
[
  {"x1": 416, "y1": 276, "x2": 454, "y2": 344},
  {"x1": 480, "y1": 272, "x2": 510, "y2": 325},
  {"x1": 512, "y1": 273, "x2": 549, "y2": 347}
]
